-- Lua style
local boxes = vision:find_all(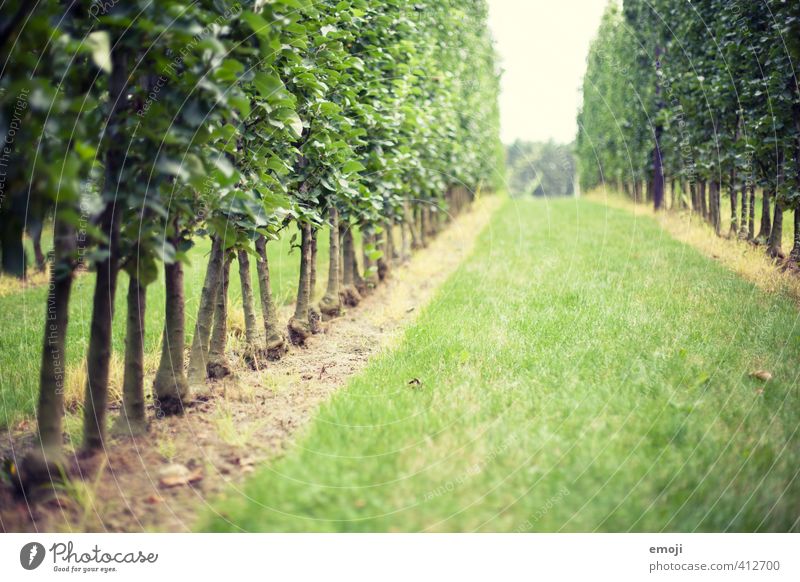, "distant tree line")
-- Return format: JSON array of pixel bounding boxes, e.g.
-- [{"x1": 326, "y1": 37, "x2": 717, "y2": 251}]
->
[
  {"x1": 506, "y1": 140, "x2": 576, "y2": 197},
  {"x1": 577, "y1": 0, "x2": 800, "y2": 260}
]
